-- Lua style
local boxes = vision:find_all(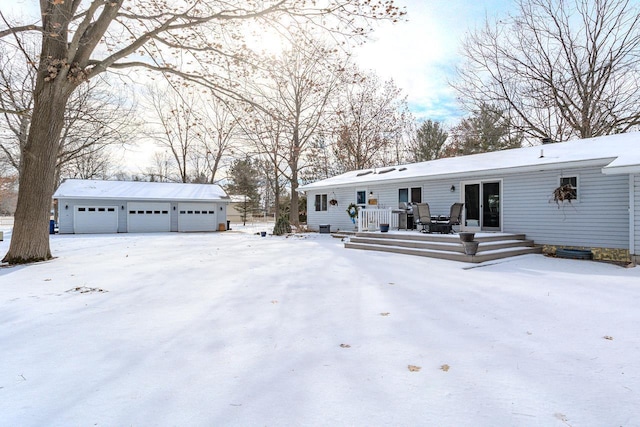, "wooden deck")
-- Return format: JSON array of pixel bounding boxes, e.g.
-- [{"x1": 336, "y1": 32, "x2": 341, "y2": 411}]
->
[{"x1": 339, "y1": 230, "x2": 542, "y2": 263}]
